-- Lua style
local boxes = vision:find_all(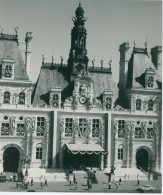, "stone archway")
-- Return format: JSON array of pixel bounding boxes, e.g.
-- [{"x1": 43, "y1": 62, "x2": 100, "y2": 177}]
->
[
  {"x1": 1, "y1": 144, "x2": 24, "y2": 173},
  {"x1": 3, "y1": 147, "x2": 20, "y2": 172},
  {"x1": 135, "y1": 146, "x2": 154, "y2": 172}
]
